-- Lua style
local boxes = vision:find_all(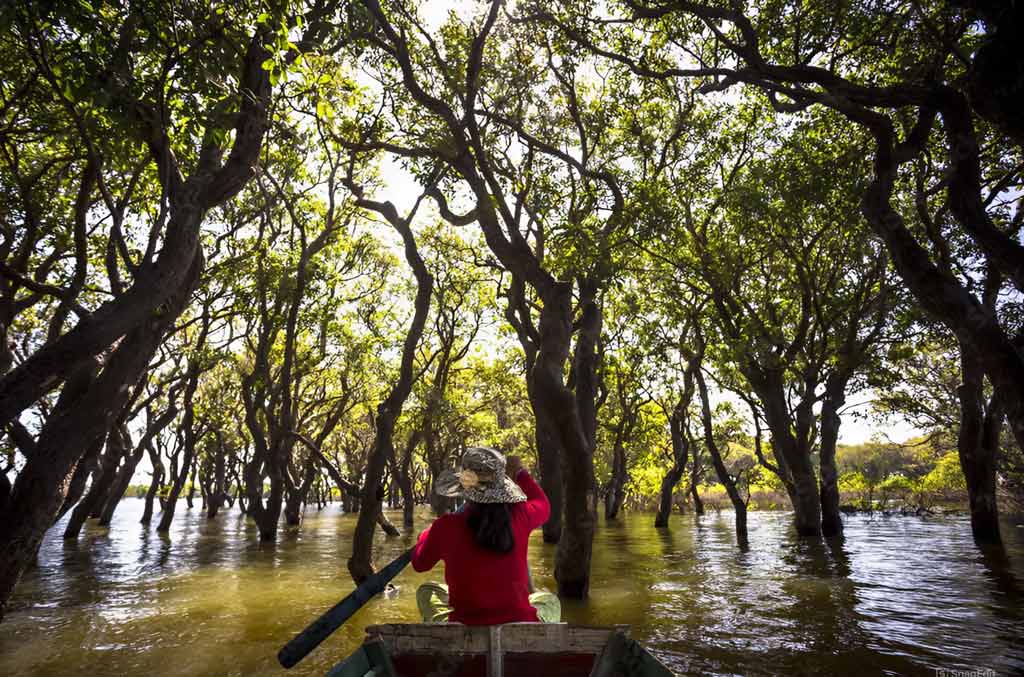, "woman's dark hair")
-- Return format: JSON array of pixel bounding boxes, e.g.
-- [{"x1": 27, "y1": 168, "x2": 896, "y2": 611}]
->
[{"x1": 467, "y1": 502, "x2": 514, "y2": 553}]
